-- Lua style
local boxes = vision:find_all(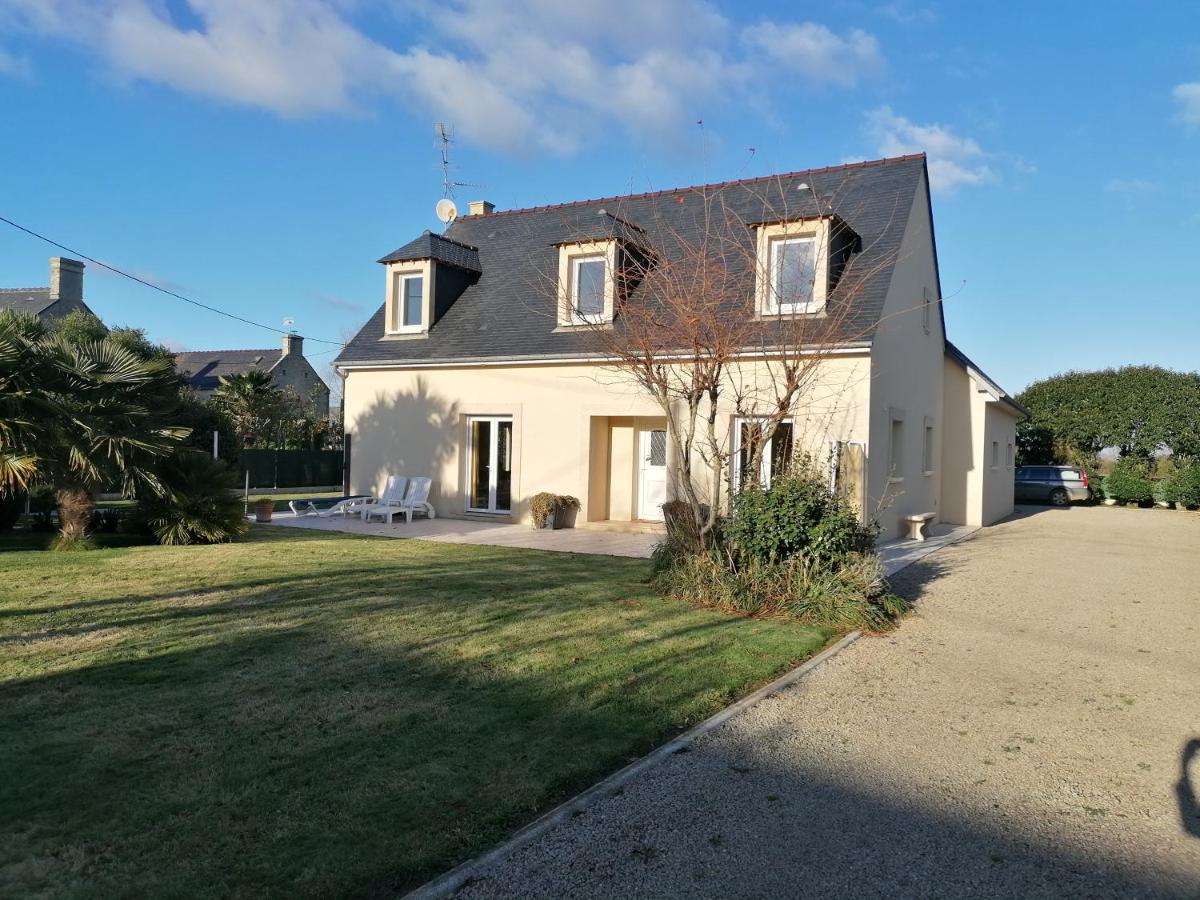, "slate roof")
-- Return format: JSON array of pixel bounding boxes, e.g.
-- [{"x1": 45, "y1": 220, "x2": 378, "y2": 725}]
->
[
  {"x1": 174, "y1": 349, "x2": 280, "y2": 392},
  {"x1": 0, "y1": 287, "x2": 56, "y2": 316},
  {"x1": 377, "y1": 232, "x2": 482, "y2": 272},
  {"x1": 337, "y1": 154, "x2": 929, "y2": 367}
]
